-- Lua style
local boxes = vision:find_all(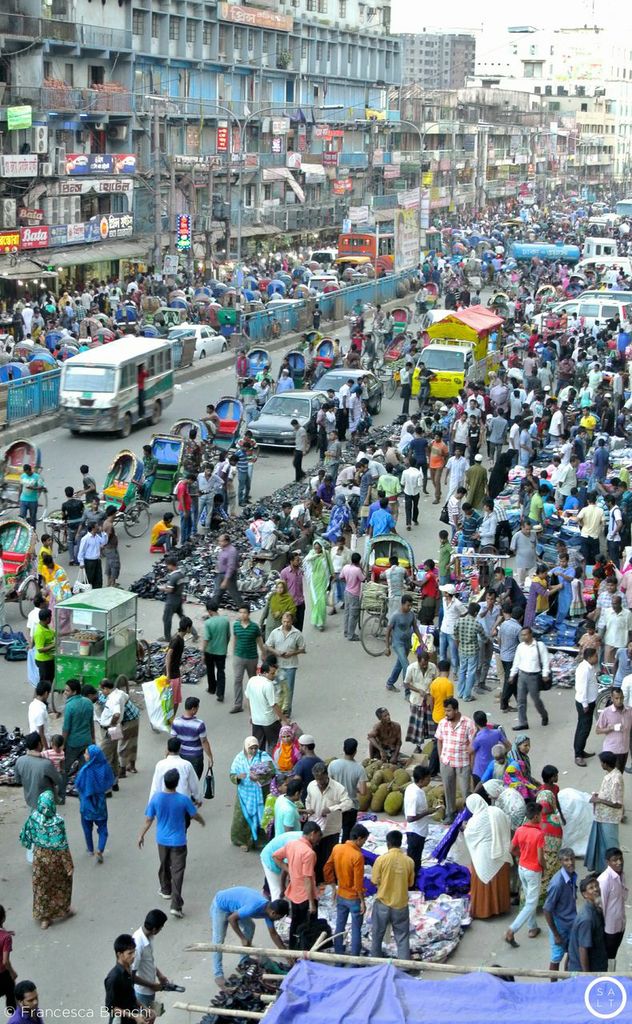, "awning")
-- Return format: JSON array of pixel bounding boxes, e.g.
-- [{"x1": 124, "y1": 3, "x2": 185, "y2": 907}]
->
[
  {"x1": 0, "y1": 236, "x2": 152, "y2": 278},
  {"x1": 300, "y1": 163, "x2": 326, "y2": 181},
  {"x1": 427, "y1": 303, "x2": 504, "y2": 340},
  {"x1": 263, "y1": 167, "x2": 305, "y2": 203}
]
